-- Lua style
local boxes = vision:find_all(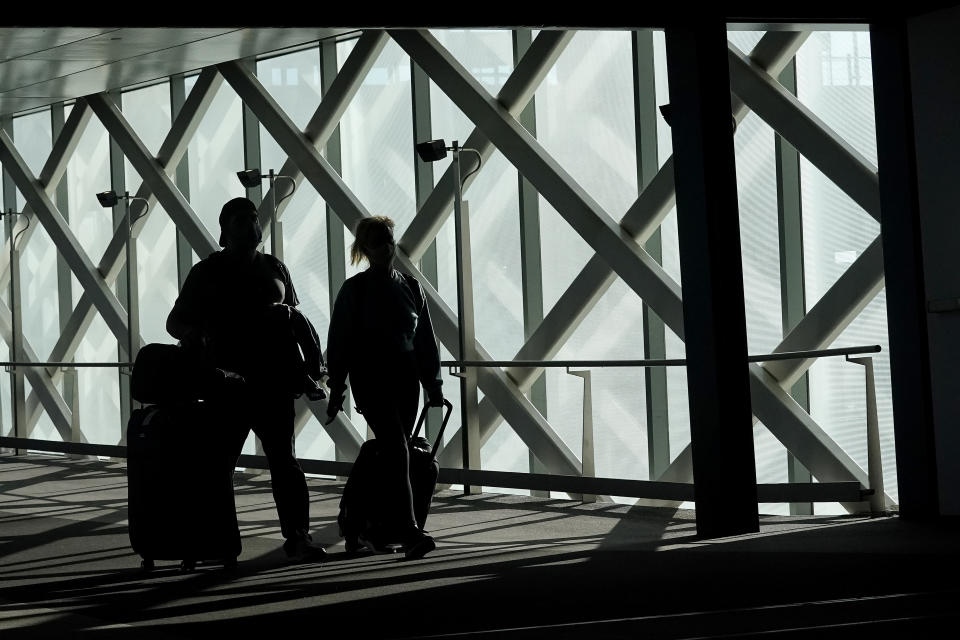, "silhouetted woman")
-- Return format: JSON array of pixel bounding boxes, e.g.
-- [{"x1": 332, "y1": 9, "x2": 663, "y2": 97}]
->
[{"x1": 326, "y1": 215, "x2": 443, "y2": 560}]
